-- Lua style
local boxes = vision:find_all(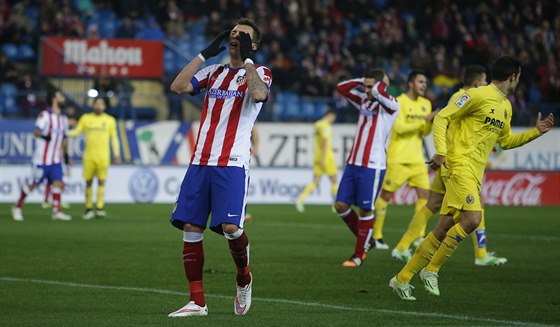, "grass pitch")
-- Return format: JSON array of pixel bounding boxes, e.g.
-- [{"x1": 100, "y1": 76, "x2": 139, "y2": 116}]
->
[{"x1": 1, "y1": 203, "x2": 559, "y2": 326}]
